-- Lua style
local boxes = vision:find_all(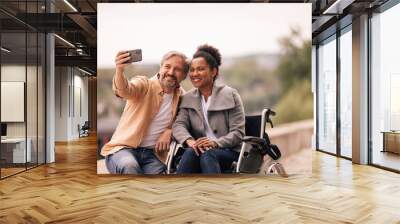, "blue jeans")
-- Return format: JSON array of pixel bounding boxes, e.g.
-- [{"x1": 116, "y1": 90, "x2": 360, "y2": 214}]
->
[
  {"x1": 176, "y1": 148, "x2": 239, "y2": 174},
  {"x1": 105, "y1": 147, "x2": 166, "y2": 174}
]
